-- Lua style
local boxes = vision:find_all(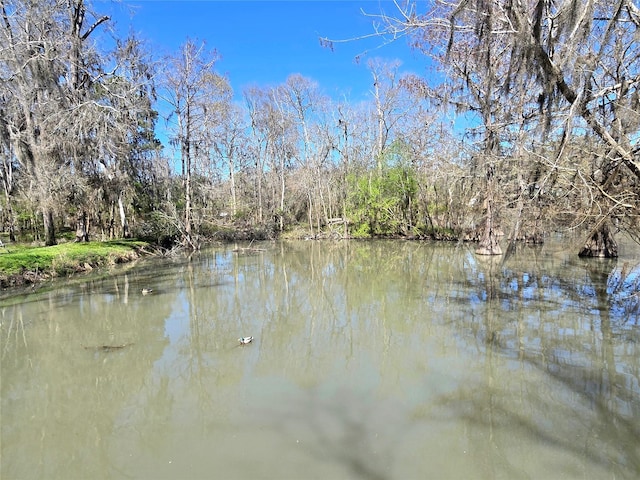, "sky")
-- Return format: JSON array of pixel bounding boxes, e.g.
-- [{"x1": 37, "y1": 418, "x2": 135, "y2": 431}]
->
[{"x1": 102, "y1": 0, "x2": 430, "y2": 102}]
